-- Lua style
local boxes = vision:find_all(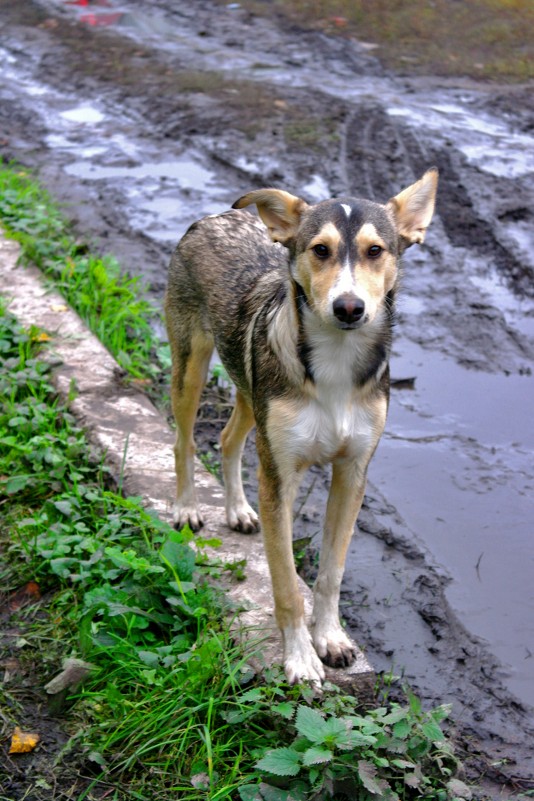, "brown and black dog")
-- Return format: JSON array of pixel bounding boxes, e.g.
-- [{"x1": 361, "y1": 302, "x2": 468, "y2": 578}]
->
[{"x1": 165, "y1": 169, "x2": 438, "y2": 684}]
